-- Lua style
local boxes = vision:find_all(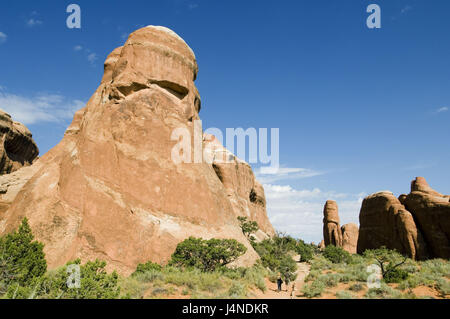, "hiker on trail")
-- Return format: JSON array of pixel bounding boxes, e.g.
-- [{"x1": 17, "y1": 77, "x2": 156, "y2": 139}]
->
[{"x1": 277, "y1": 273, "x2": 283, "y2": 292}]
